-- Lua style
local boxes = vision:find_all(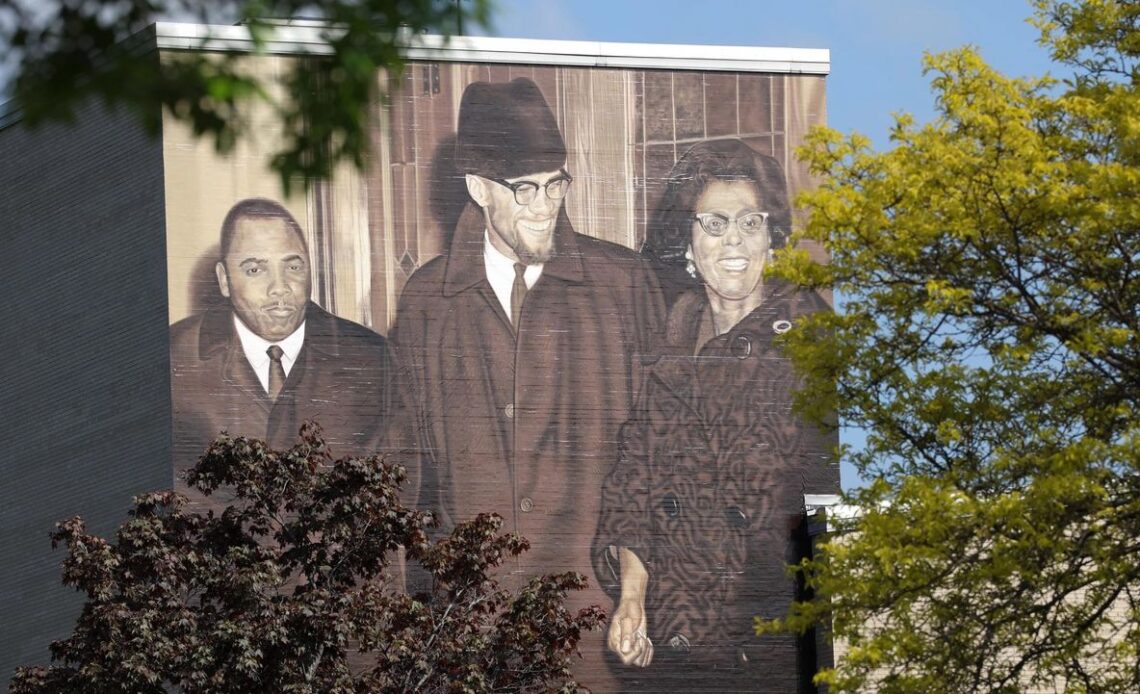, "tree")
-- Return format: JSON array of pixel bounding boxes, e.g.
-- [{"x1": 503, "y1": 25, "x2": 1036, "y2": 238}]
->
[
  {"x1": 10, "y1": 424, "x2": 602, "y2": 693},
  {"x1": 1, "y1": 0, "x2": 491, "y2": 191},
  {"x1": 758, "y1": 1, "x2": 1140, "y2": 691}
]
